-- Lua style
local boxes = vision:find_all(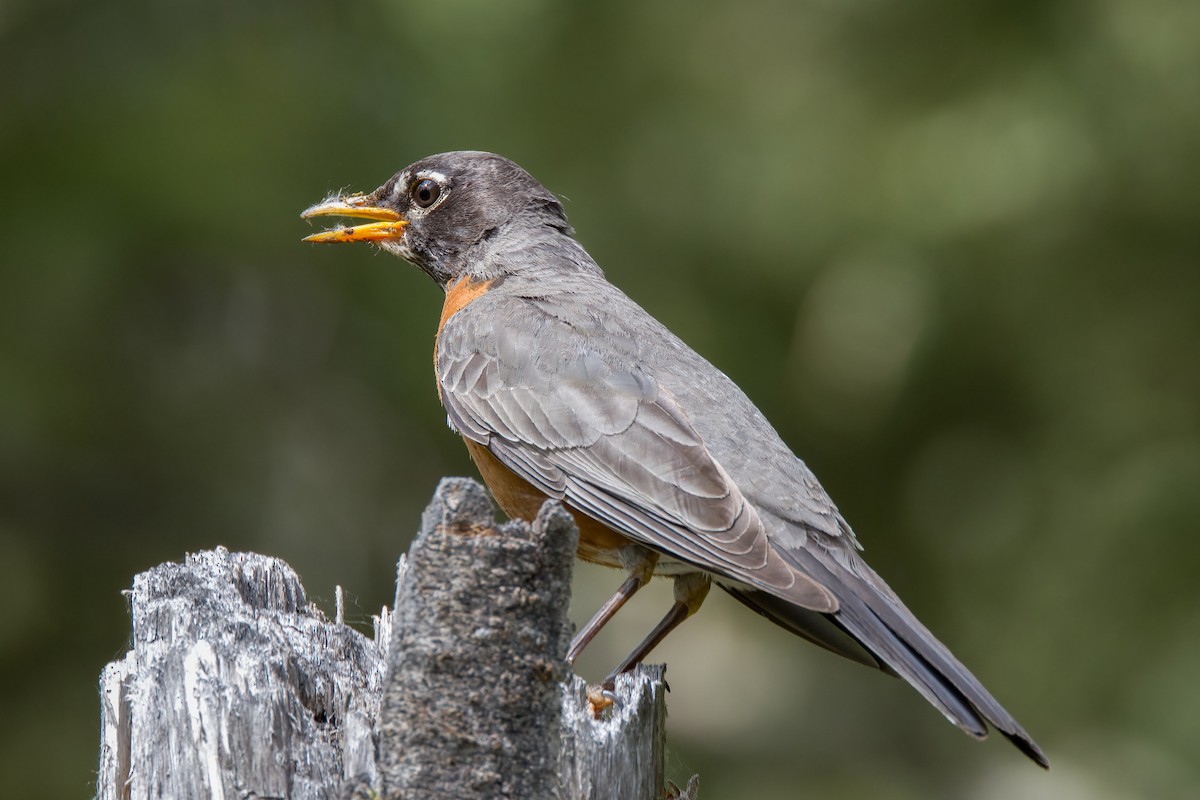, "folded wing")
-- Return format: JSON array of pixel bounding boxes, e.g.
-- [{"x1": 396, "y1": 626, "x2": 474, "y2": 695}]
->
[{"x1": 437, "y1": 301, "x2": 837, "y2": 611}]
